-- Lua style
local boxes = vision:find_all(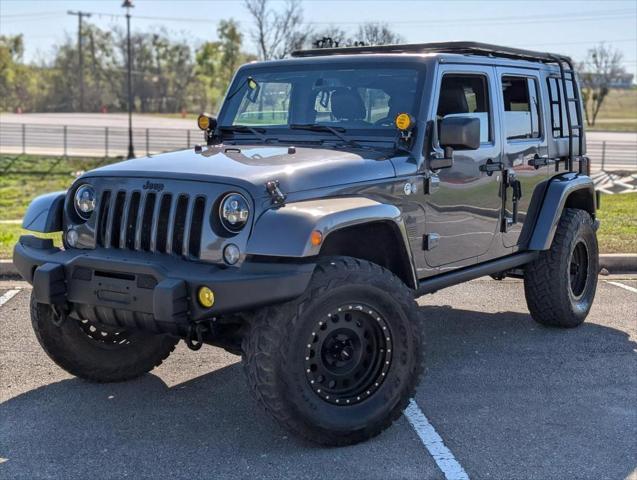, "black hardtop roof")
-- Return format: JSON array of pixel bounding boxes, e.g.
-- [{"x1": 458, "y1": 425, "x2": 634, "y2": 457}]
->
[{"x1": 291, "y1": 41, "x2": 573, "y2": 64}]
